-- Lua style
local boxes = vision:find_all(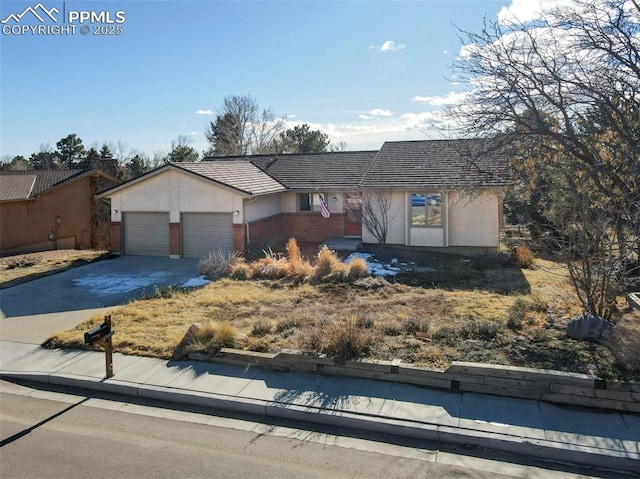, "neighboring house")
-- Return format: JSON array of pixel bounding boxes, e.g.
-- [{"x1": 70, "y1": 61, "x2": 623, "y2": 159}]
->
[
  {"x1": 0, "y1": 168, "x2": 119, "y2": 253},
  {"x1": 98, "y1": 139, "x2": 508, "y2": 258}
]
